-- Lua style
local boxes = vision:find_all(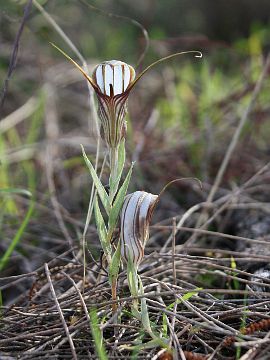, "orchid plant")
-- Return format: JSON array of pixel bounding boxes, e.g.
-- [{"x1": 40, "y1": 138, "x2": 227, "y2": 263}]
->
[{"x1": 52, "y1": 44, "x2": 202, "y2": 341}]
